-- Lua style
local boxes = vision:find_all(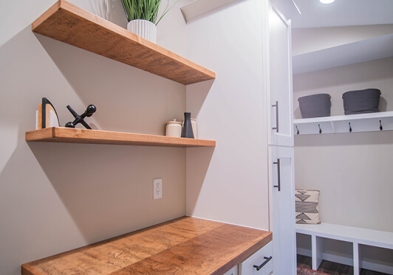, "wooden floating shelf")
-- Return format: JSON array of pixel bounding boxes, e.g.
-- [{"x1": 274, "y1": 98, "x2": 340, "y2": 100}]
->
[
  {"x1": 26, "y1": 127, "x2": 216, "y2": 148},
  {"x1": 32, "y1": 0, "x2": 216, "y2": 85},
  {"x1": 294, "y1": 111, "x2": 393, "y2": 135}
]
